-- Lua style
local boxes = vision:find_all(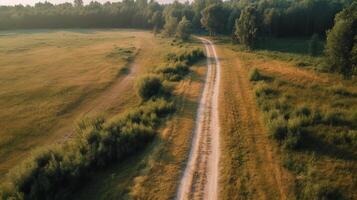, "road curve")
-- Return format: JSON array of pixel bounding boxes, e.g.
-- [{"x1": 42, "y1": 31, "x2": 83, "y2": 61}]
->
[{"x1": 176, "y1": 37, "x2": 221, "y2": 200}]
